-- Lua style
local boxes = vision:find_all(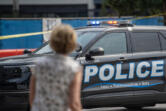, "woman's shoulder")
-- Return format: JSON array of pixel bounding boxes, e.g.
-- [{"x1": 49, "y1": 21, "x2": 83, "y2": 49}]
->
[
  {"x1": 66, "y1": 57, "x2": 82, "y2": 73},
  {"x1": 34, "y1": 56, "x2": 49, "y2": 65}
]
